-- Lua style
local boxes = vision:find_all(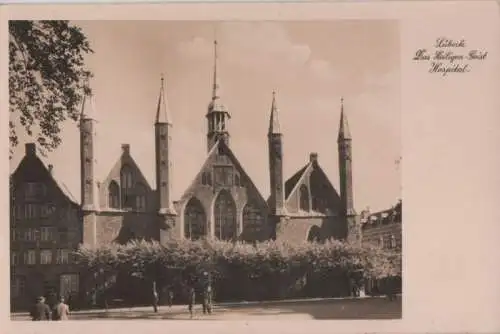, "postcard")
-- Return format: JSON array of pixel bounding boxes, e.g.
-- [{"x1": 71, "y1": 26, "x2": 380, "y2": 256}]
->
[{"x1": 1, "y1": 1, "x2": 499, "y2": 333}]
